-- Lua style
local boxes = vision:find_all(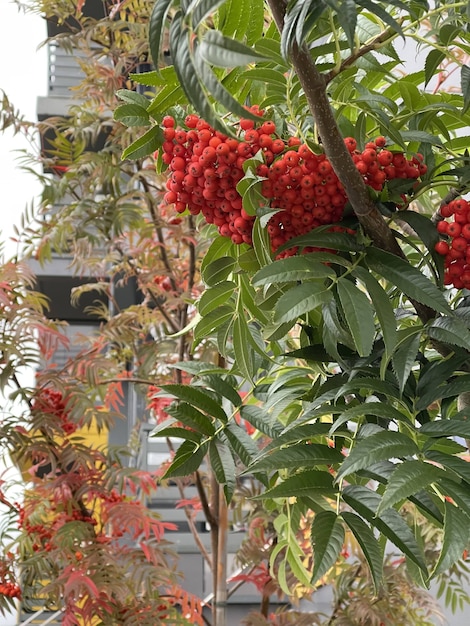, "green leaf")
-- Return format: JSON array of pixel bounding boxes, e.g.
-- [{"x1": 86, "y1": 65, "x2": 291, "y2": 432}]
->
[
  {"x1": 240, "y1": 67, "x2": 288, "y2": 87},
  {"x1": 165, "y1": 402, "x2": 216, "y2": 436},
  {"x1": 224, "y1": 422, "x2": 259, "y2": 469},
  {"x1": 253, "y1": 255, "x2": 335, "y2": 286},
  {"x1": 391, "y1": 210, "x2": 440, "y2": 257},
  {"x1": 461, "y1": 64, "x2": 470, "y2": 115},
  {"x1": 248, "y1": 444, "x2": 344, "y2": 473},
  {"x1": 191, "y1": 0, "x2": 228, "y2": 29},
  {"x1": 416, "y1": 375, "x2": 470, "y2": 412},
  {"x1": 425, "y1": 450, "x2": 470, "y2": 484},
  {"x1": 424, "y1": 49, "x2": 446, "y2": 87},
  {"x1": 330, "y1": 401, "x2": 413, "y2": 435},
  {"x1": 121, "y1": 125, "x2": 163, "y2": 160},
  {"x1": 151, "y1": 426, "x2": 202, "y2": 443},
  {"x1": 420, "y1": 419, "x2": 470, "y2": 440},
  {"x1": 116, "y1": 89, "x2": 150, "y2": 108},
  {"x1": 274, "y1": 282, "x2": 333, "y2": 324},
  {"x1": 353, "y1": 266, "x2": 397, "y2": 359},
  {"x1": 431, "y1": 502, "x2": 470, "y2": 577},
  {"x1": 377, "y1": 460, "x2": 444, "y2": 515},
  {"x1": 336, "y1": 0, "x2": 357, "y2": 50},
  {"x1": 436, "y1": 478, "x2": 470, "y2": 520},
  {"x1": 192, "y1": 46, "x2": 262, "y2": 122},
  {"x1": 202, "y1": 375, "x2": 242, "y2": 408},
  {"x1": 427, "y1": 317, "x2": 470, "y2": 351},
  {"x1": 209, "y1": 439, "x2": 236, "y2": 502},
  {"x1": 341, "y1": 512, "x2": 383, "y2": 592},
  {"x1": 202, "y1": 256, "x2": 236, "y2": 286},
  {"x1": 278, "y1": 230, "x2": 362, "y2": 254},
  {"x1": 198, "y1": 281, "x2": 236, "y2": 316},
  {"x1": 161, "y1": 384, "x2": 228, "y2": 423},
  {"x1": 239, "y1": 405, "x2": 283, "y2": 439},
  {"x1": 254, "y1": 470, "x2": 336, "y2": 500},
  {"x1": 199, "y1": 30, "x2": 270, "y2": 67},
  {"x1": 233, "y1": 314, "x2": 255, "y2": 382},
  {"x1": 311, "y1": 511, "x2": 345, "y2": 585},
  {"x1": 164, "y1": 440, "x2": 207, "y2": 478},
  {"x1": 149, "y1": 0, "x2": 174, "y2": 70},
  {"x1": 342, "y1": 485, "x2": 427, "y2": 573},
  {"x1": 356, "y1": 0, "x2": 405, "y2": 37},
  {"x1": 336, "y1": 279, "x2": 375, "y2": 357},
  {"x1": 392, "y1": 331, "x2": 421, "y2": 394},
  {"x1": 337, "y1": 431, "x2": 419, "y2": 480},
  {"x1": 366, "y1": 247, "x2": 450, "y2": 314},
  {"x1": 194, "y1": 305, "x2": 234, "y2": 343}
]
